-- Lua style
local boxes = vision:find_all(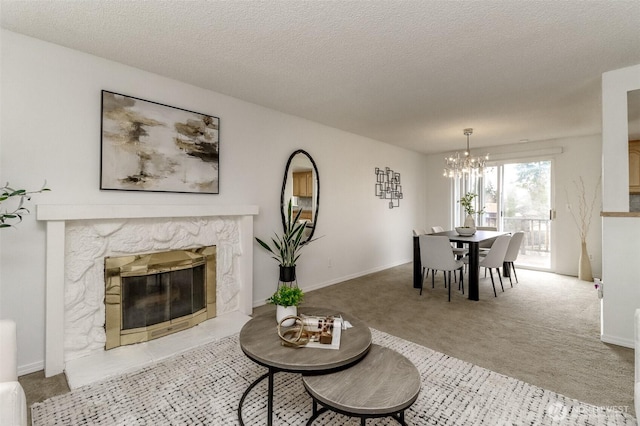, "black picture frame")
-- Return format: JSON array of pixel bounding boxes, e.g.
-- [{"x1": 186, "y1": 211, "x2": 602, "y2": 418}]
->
[{"x1": 100, "y1": 90, "x2": 220, "y2": 194}]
